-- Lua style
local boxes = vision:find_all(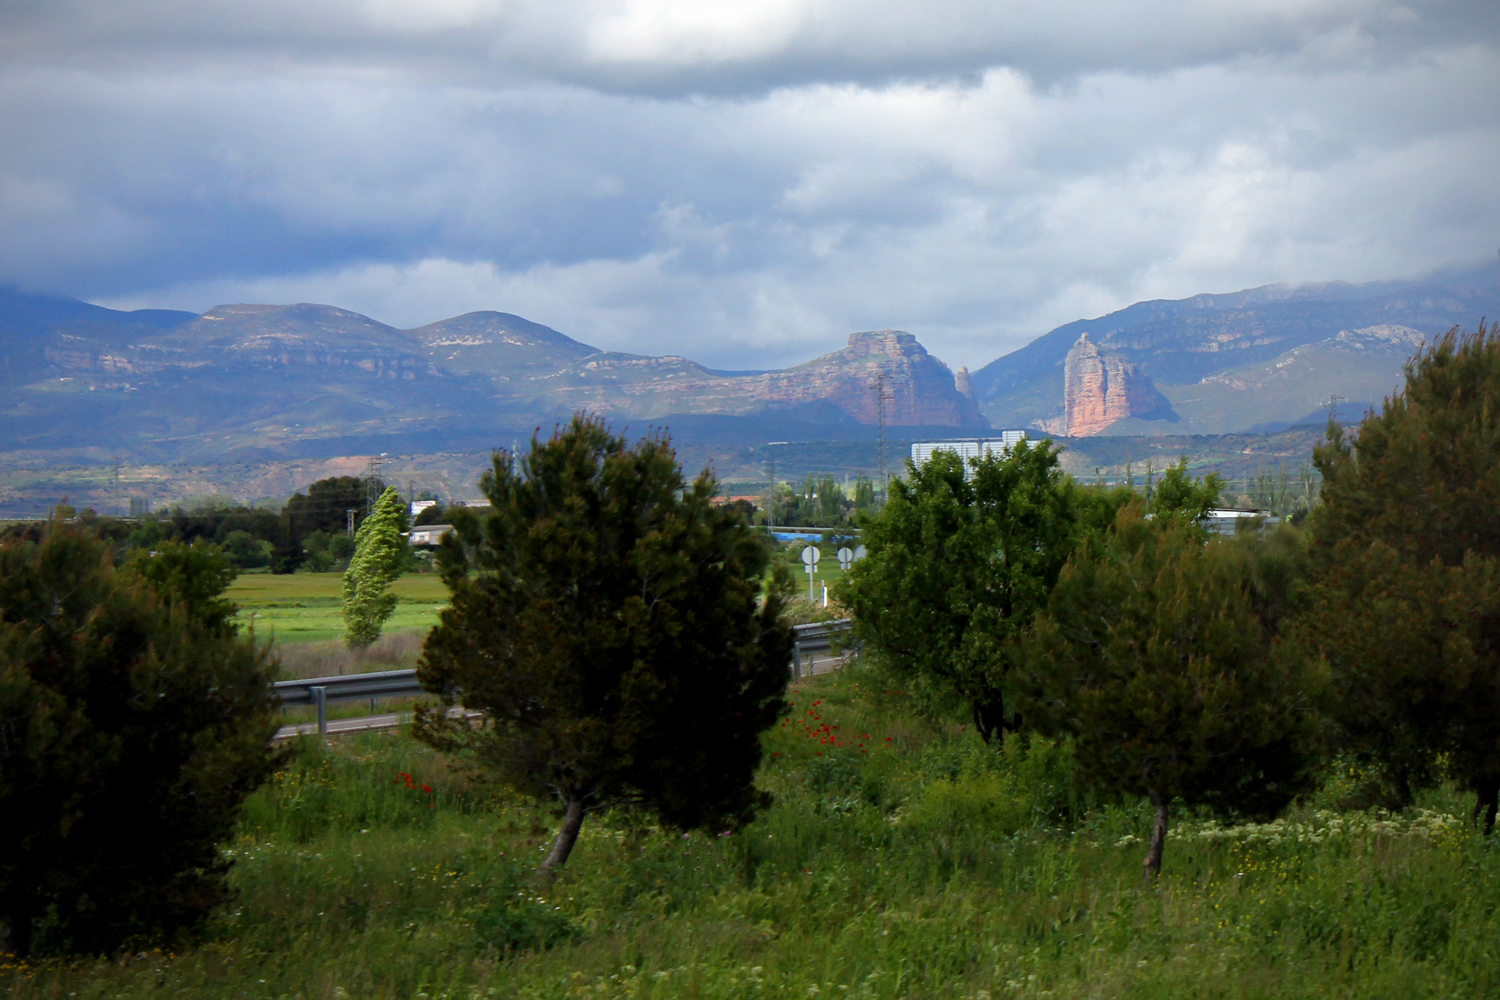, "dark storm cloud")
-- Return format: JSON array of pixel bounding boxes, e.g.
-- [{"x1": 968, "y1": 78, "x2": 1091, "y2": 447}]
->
[{"x1": 1, "y1": 0, "x2": 1497, "y2": 370}]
